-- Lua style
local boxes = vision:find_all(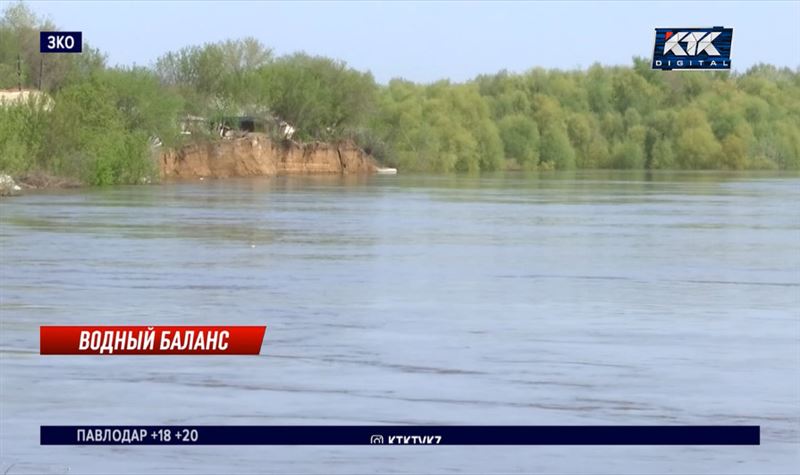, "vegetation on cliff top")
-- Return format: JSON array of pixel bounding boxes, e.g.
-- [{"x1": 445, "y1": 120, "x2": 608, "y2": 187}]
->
[{"x1": 1, "y1": 3, "x2": 799, "y2": 185}]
